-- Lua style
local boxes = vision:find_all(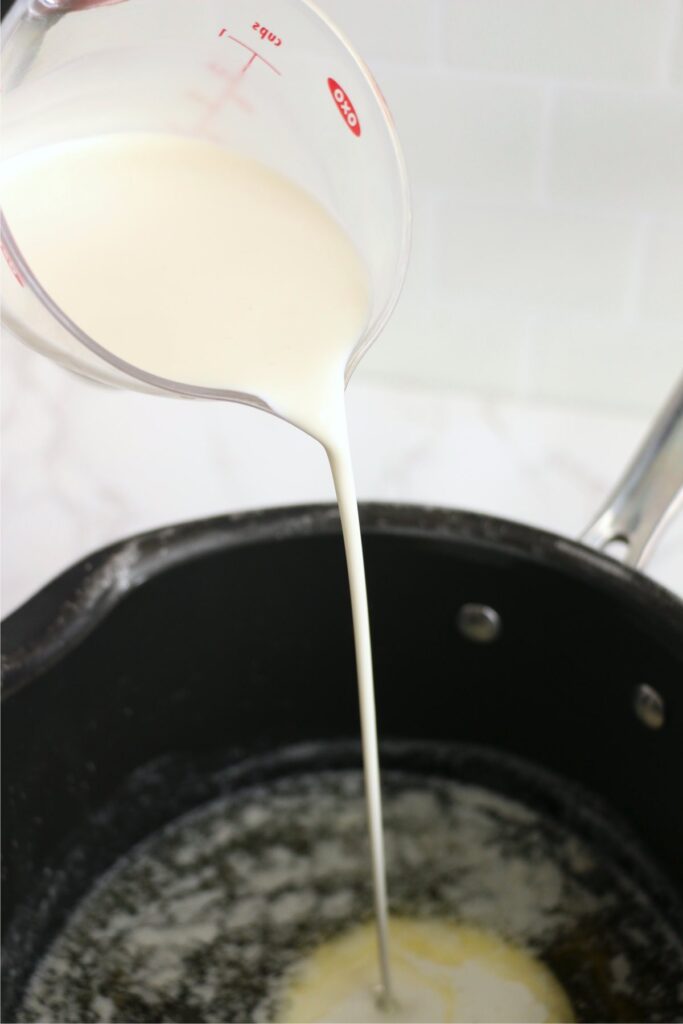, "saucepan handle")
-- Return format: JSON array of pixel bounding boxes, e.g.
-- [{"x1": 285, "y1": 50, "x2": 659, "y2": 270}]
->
[{"x1": 581, "y1": 375, "x2": 683, "y2": 569}]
